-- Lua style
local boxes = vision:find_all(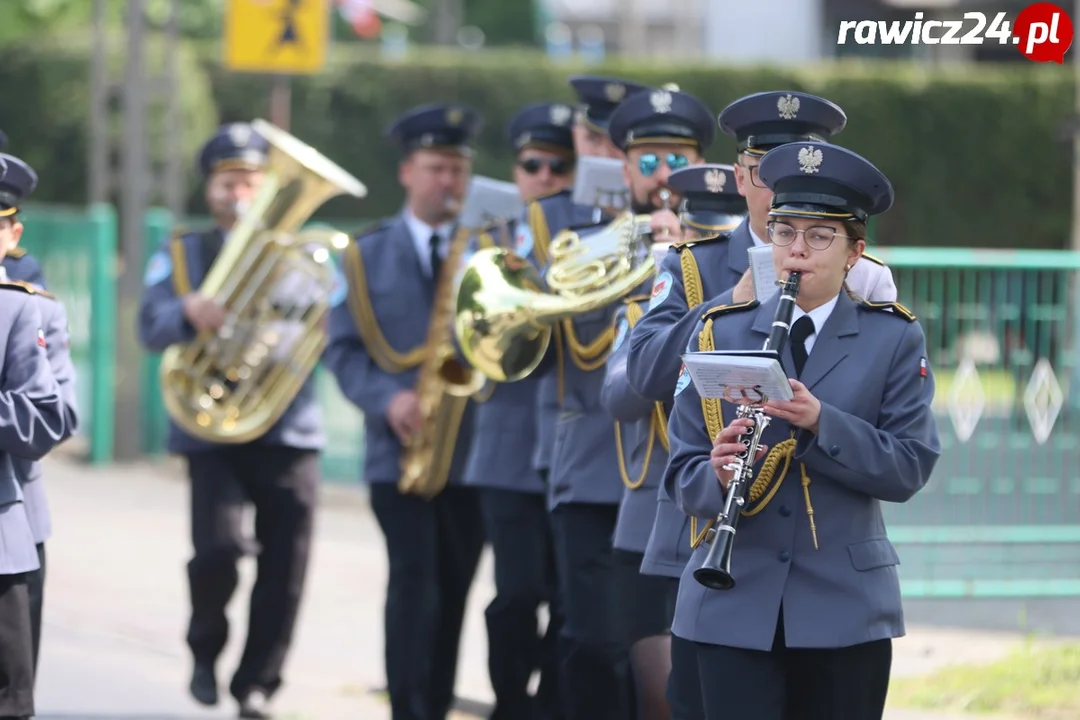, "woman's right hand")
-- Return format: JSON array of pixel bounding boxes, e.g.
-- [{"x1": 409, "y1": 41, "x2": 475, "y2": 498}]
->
[{"x1": 710, "y1": 417, "x2": 768, "y2": 491}]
